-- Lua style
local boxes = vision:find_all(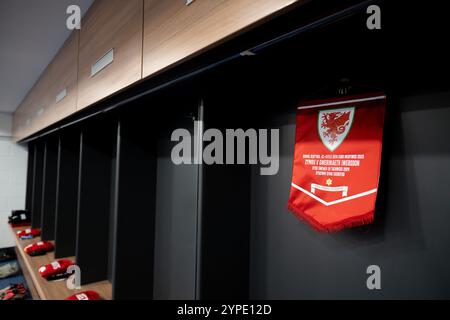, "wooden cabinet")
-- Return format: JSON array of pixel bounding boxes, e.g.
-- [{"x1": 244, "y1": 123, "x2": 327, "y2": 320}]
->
[
  {"x1": 12, "y1": 0, "x2": 303, "y2": 141},
  {"x1": 77, "y1": 0, "x2": 143, "y2": 110},
  {"x1": 47, "y1": 32, "x2": 79, "y2": 124},
  {"x1": 12, "y1": 104, "x2": 26, "y2": 141},
  {"x1": 142, "y1": 0, "x2": 300, "y2": 78},
  {"x1": 12, "y1": 32, "x2": 78, "y2": 141},
  {"x1": 13, "y1": 67, "x2": 52, "y2": 140},
  {"x1": 31, "y1": 68, "x2": 52, "y2": 132}
]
